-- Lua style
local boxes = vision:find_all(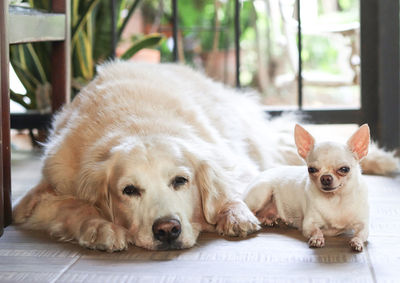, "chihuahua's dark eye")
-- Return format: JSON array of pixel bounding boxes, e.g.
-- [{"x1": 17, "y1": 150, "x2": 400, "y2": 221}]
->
[
  {"x1": 123, "y1": 185, "x2": 141, "y2": 197},
  {"x1": 338, "y1": 166, "x2": 350, "y2": 174},
  {"x1": 308, "y1": 167, "x2": 319, "y2": 174},
  {"x1": 171, "y1": 176, "x2": 188, "y2": 189}
]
